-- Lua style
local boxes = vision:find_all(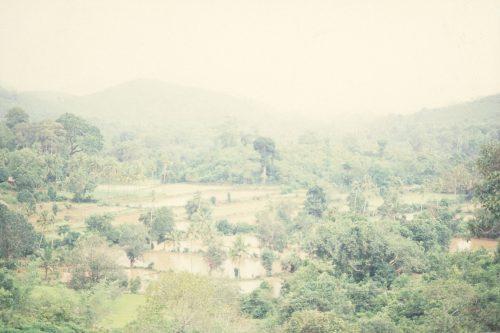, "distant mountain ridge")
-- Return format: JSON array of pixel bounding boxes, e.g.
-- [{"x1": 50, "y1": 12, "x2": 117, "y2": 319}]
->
[
  {"x1": 385, "y1": 94, "x2": 500, "y2": 126},
  {"x1": 0, "y1": 79, "x2": 498, "y2": 130},
  {"x1": 0, "y1": 79, "x2": 272, "y2": 127}
]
